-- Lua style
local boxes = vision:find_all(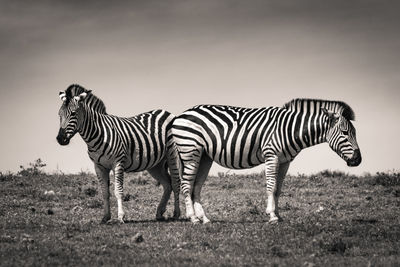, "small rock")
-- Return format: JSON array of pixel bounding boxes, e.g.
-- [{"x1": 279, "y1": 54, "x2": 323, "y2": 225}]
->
[
  {"x1": 132, "y1": 233, "x2": 143, "y2": 243},
  {"x1": 316, "y1": 206, "x2": 324, "y2": 213},
  {"x1": 304, "y1": 261, "x2": 315, "y2": 267},
  {"x1": 22, "y1": 234, "x2": 34, "y2": 243},
  {"x1": 44, "y1": 190, "x2": 55, "y2": 196},
  {"x1": 72, "y1": 206, "x2": 83, "y2": 212},
  {"x1": 47, "y1": 209, "x2": 54, "y2": 215},
  {"x1": 177, "y1": 242, "x2": 188, "y2": 248},
  {"x1": 366, "y1": 196, "x2": 372, "y2": 201}
]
